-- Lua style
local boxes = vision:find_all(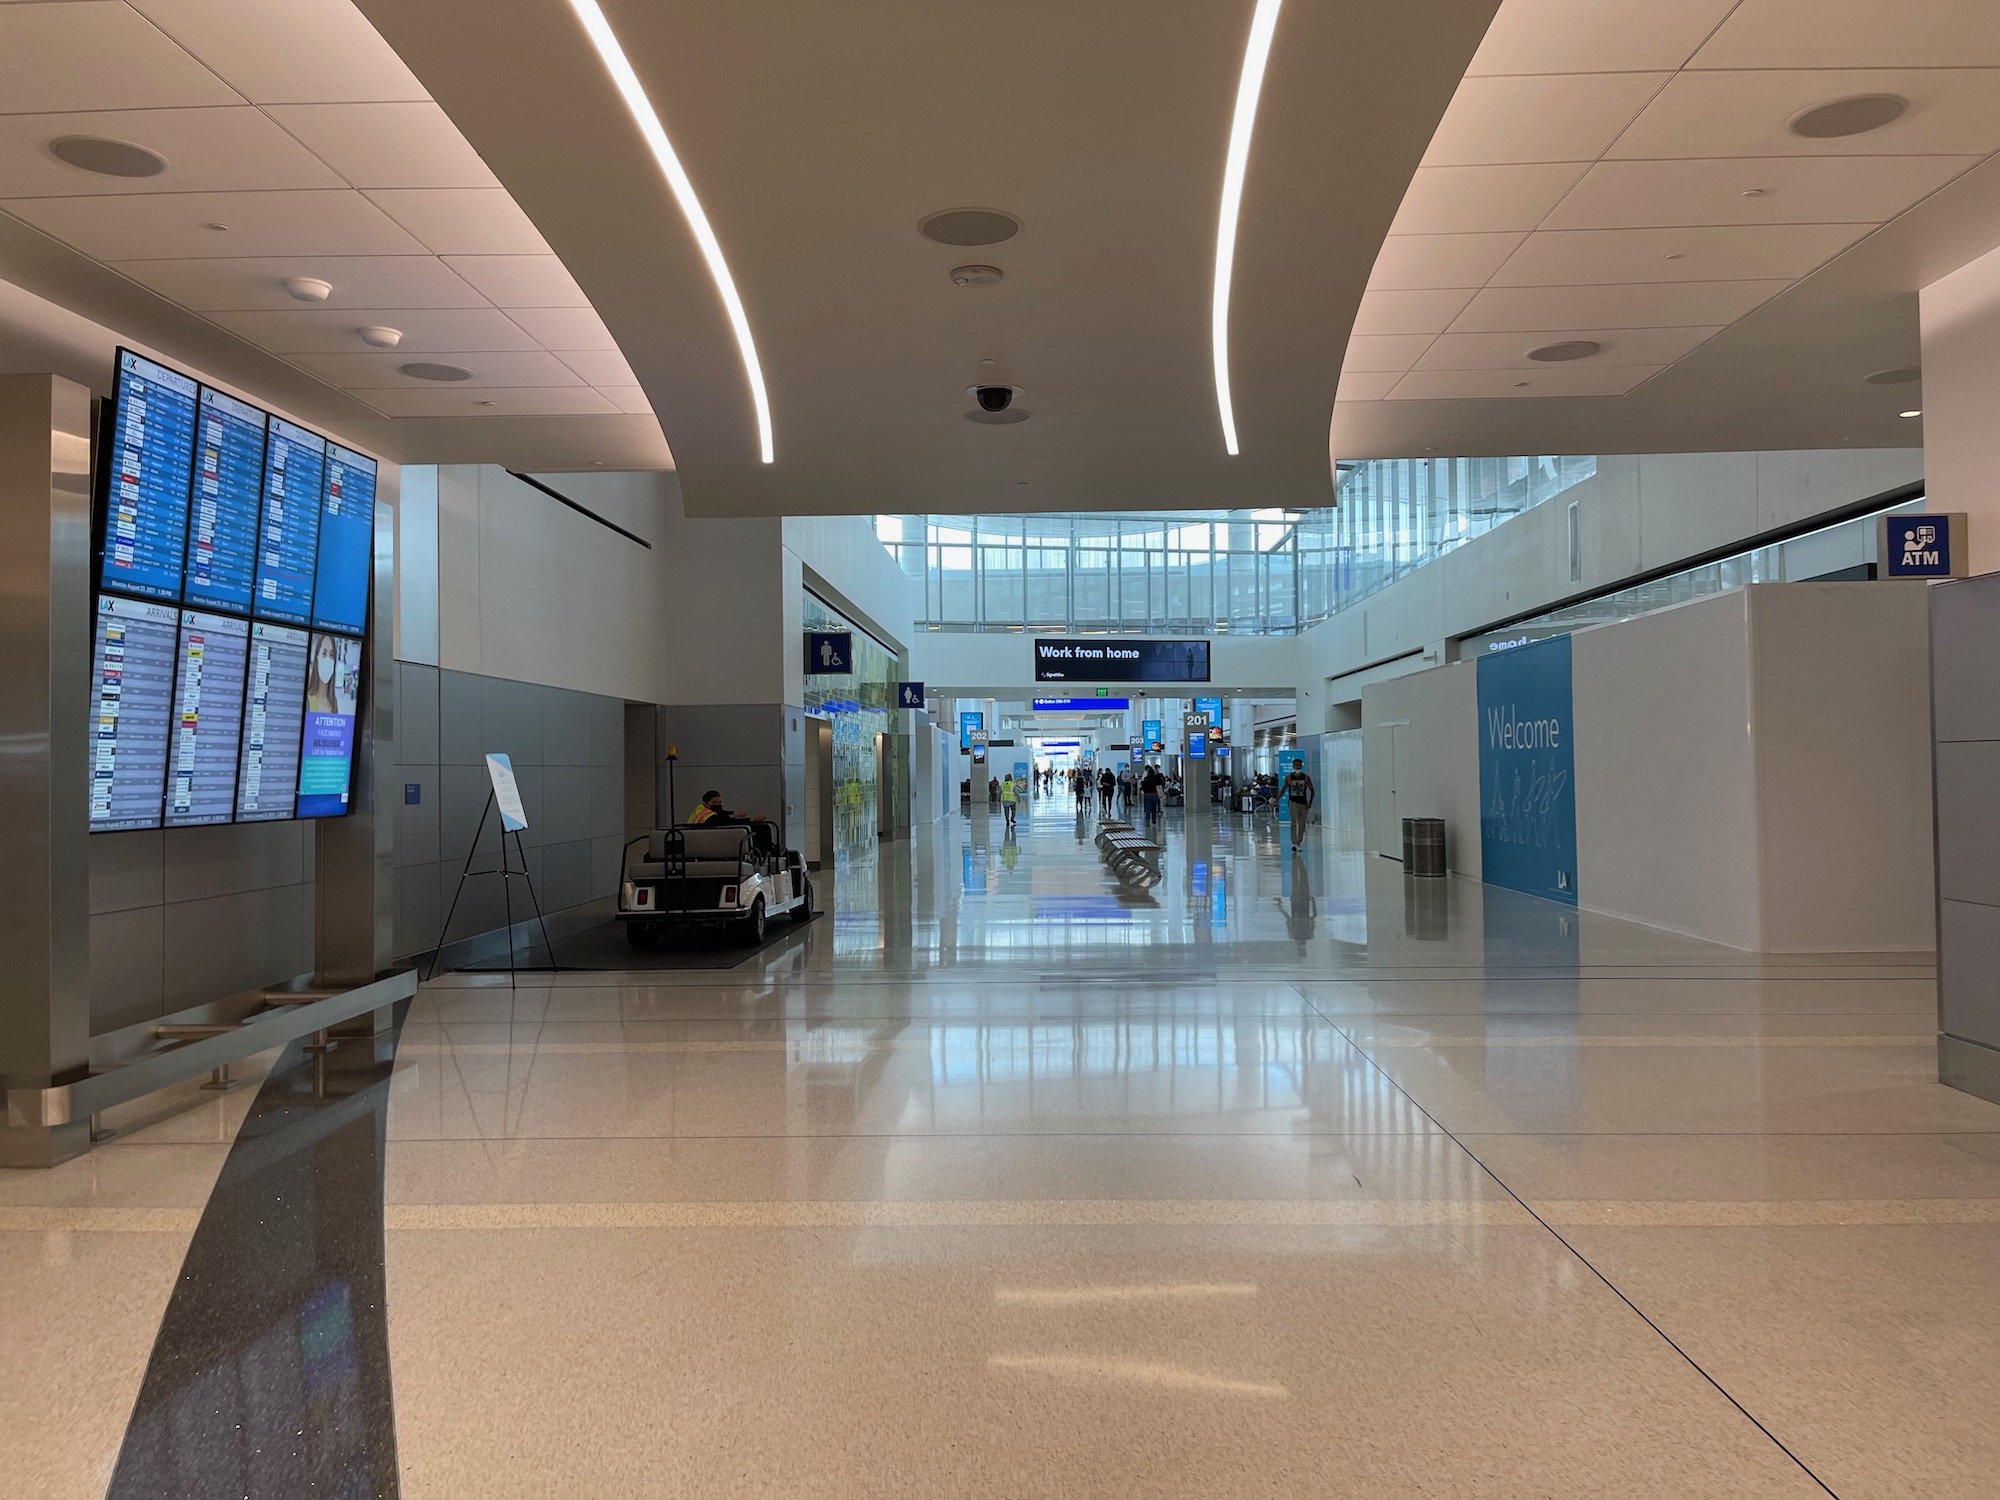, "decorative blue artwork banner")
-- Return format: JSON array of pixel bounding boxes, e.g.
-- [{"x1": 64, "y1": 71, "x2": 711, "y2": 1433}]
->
[{"x1": 1475, "y1": 633, "x2": 1577, "y2": 905}]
